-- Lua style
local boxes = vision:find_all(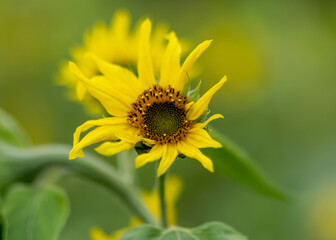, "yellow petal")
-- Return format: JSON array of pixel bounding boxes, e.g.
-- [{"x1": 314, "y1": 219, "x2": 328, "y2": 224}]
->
[
  {"x1": 187, "y1": 127, "x2": 222, "y2": 149},
  {"x1": 90, "y1": 227, "x2": 120, "y2": 240},
  {"x1": 173, "y1": 40, "x2": 212, "y2": 91},
  {"x1": 157, "y1": 144, "x2": 178, "y2": 177},
  {"x1": 95, "y1": 141, "x2": 134, "y2": 156},
  {"x1": 76, "y1": 82, "x2": 87, "y2": 101},
  {"x1": 142, "y1": 138, "x2": 156, "y2": 146},
  {"x1": 89, "y1": 54, "x2": 145, "y2": 97},
  {"x1": 177, "y1": 140, "x2": 214, "y2": 172},
  {"x1": 110, "y1": 10, "x2": 130, "y2": 40},
  {"x1": 187, "y1": 76, "x2": 227, "y2": 120},
  {"x1": 69, "y1": 125, "x2": 119, "y2": 160},
  {"x1": 90, "y1": 75, "x2": 134, "y2": 106},
  {"x1": 150, "y1": 23, "x2": 169, "y2": 72},
  {"x1": 138, "y1": 19, "x2": 156, "y2": 87},
  {"x1": 113, "y1": 125, "x2": 142, "y2": 144},
  {"x1": 159, "y1": 32, "x2": 181, "y2": 87},
  {"x1": 69, "y1": 61, "x2": 131, "y2": 116},
  {"x1": 73, "y1": 117, "x2": 127, "y2": 146},
  {"x1": 135, "y1": 144, "x2": 164, "y2": 168},
  {"x1": 193, "y1": 114, "x2": 224, "y2": 129}
]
